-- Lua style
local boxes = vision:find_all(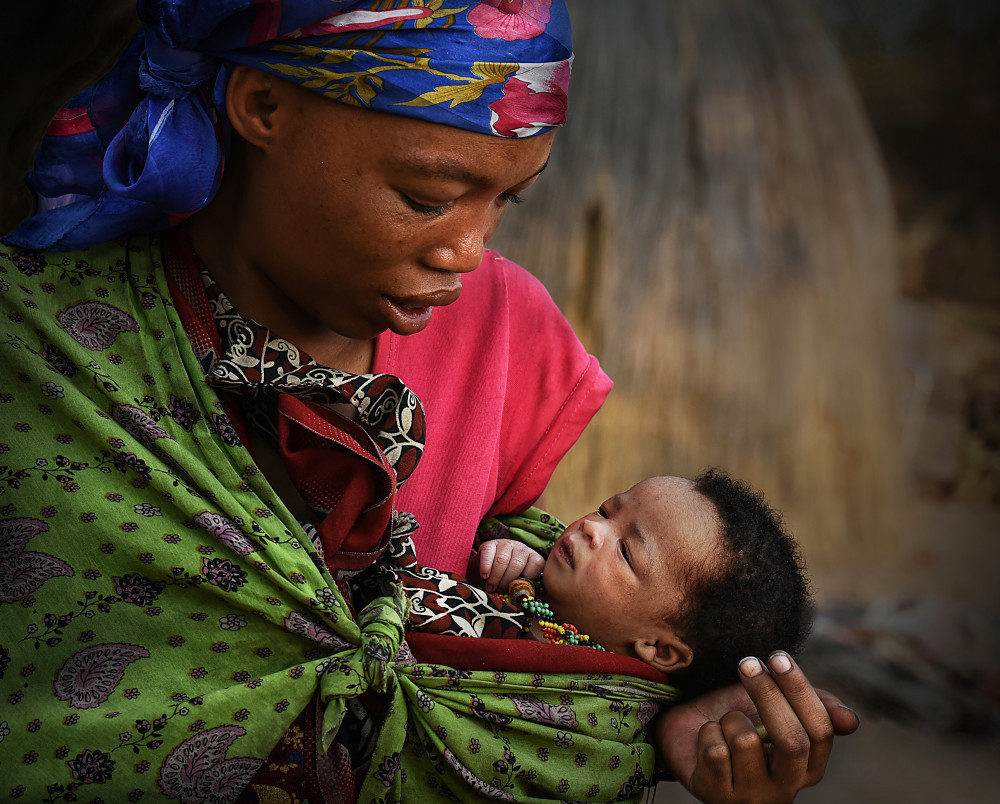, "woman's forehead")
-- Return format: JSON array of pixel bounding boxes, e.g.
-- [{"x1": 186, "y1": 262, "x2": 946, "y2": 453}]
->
[{"x1": 310, "y1": 99, "x2": 556, "y2": 178}]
